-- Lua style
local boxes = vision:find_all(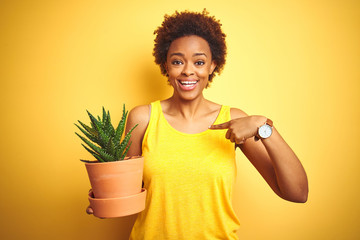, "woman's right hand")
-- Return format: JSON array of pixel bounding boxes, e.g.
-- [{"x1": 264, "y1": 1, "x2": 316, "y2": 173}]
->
[{"x1": 86, "y1": 205, "x2": 93, "y2": 215}]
